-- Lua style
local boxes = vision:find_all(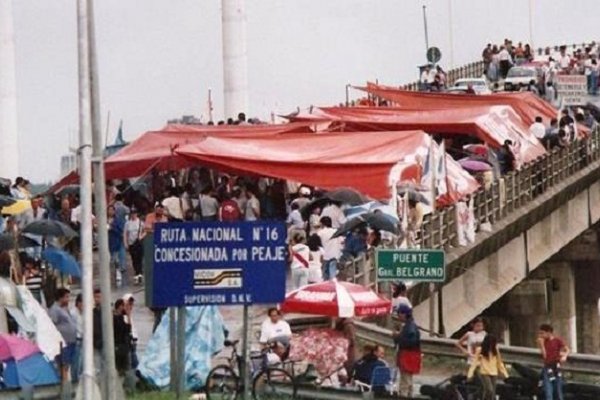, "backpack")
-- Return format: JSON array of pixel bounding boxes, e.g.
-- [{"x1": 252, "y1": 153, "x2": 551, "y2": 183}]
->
[{"x1": 220, "y1": 200, "x2": 241, "y2": 222}]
